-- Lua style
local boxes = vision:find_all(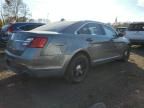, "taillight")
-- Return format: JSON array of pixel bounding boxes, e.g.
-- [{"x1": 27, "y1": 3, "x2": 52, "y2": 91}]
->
[
  {"x1": 28, "y1": 37, "x2": 48, "y2": 48},
  {"x1": 8, "y1": 26, "x2": 13, "y2": 33}
]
